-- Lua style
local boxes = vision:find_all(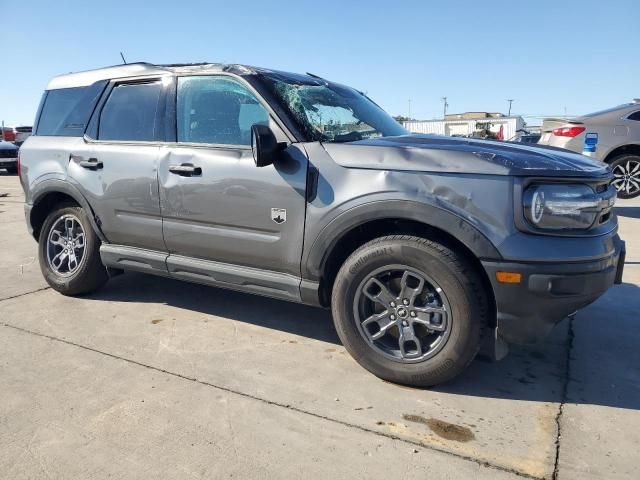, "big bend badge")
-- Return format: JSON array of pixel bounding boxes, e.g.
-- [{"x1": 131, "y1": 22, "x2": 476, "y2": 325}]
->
[{"x1": 271, "y1": 208, "x2": 287, "y2": 224}]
